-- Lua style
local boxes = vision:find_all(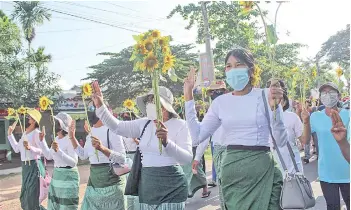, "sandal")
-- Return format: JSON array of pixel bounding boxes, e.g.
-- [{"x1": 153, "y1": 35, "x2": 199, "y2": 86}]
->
[{"x1": 201, "y1": 191, "x2": 211, "y2": 198}]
